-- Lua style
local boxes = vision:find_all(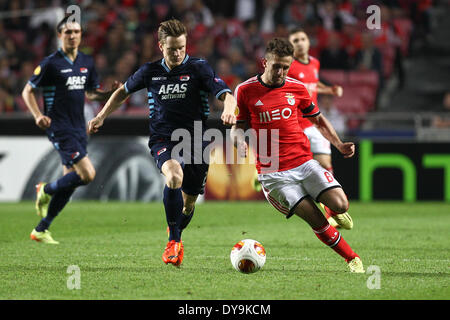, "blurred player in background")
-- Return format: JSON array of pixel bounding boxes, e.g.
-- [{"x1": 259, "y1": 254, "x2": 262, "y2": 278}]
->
[
  {"x1": 231, "y1": 38, "x2": 364, "y2": 273},
  {"x1": 254, "y1": 28, "x2": 352, "y2": 230},
  {"x1": 88, "y1": 19, "x2": 236, "y2": 267},
  {"x1": 22, "y1": 17, "x2": 120, "y2": 244}
]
